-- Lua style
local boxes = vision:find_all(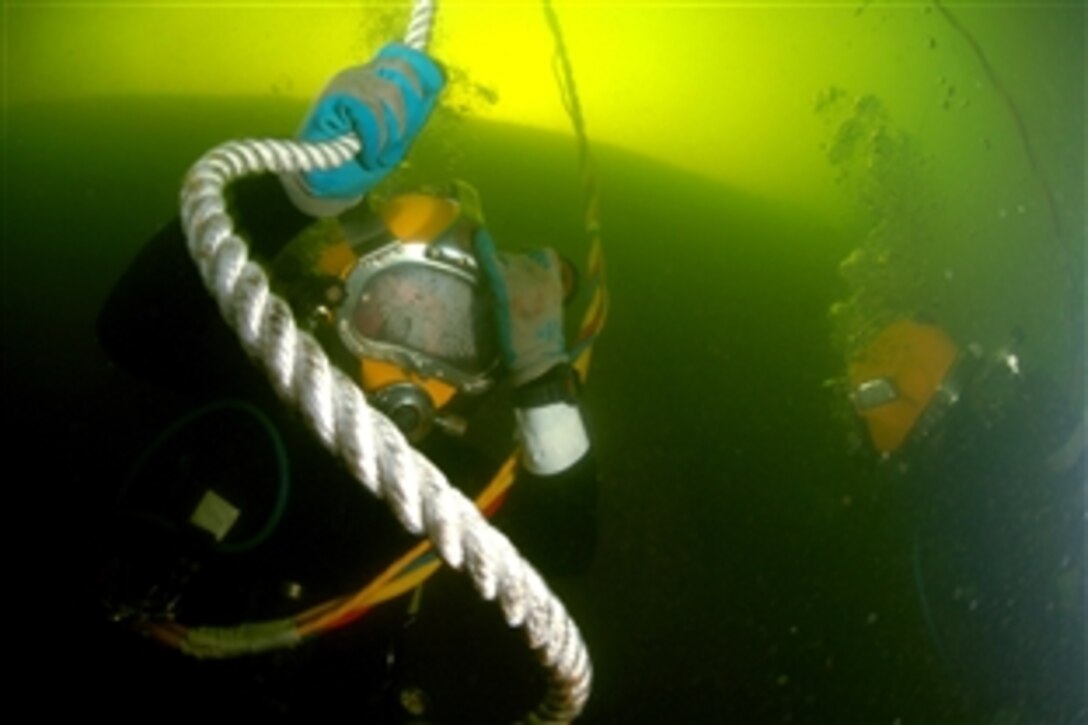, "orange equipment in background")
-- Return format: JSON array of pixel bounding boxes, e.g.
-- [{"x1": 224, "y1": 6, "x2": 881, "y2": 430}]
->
[{"x1": 848, "y1": 320, "x2": 960, "y2": 454}]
